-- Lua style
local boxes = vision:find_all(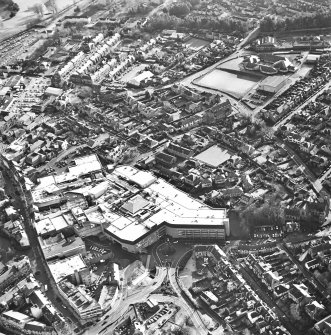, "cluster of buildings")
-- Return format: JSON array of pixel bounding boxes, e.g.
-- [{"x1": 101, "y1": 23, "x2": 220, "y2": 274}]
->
[
  {"x1": 287, "y1": 237, "x2": 331, "y2": 287},
  {"x1": 9, "y1": 151, "x2": 228, "y2": 324},
  {"x1": 0, "y1": 75, "x2": 51, "y2": 155},
  {"x1": 278, "y1": 100, "x2": 331, "y2": 178},
  {"x1": 263, "y1": 55, "x2": 331, "y2": 124},
  {"x1": 31, "y1": 154, "x2": 229, "y2": 254},
  {"x1": 0, "y1": 173, "x2": 29, "y2": 248},
  {"x1": 243, "y1": 53, "x2": 297, "y2": 75},
  {"x1": 0, "y1": 256, "x2": 71, "y2": 335},
  {"x1": 193, "y1": 0, "x2": 329, "y2": 31},
  {"x1": 183, "y1": 0, "x2": 257, "y2": 32},
  {"x1": 191, "y1": 245, "x2": 289, "y2": 334},
  {"x1": 113, "y1": 301, "x2": 178, "y2": 334},
  {"x1": 266, "y1": 0, "x2": 330, "y2": 17},
  {"x1": 50, "y1": 28, "x2": 235, "y2": 90},
  {"x1": 1, "y1": 2, "x2": 331, "y2": 333},
  {"x1": 243, "y1": 241, "x2": 331, "y2": 333},
  {"x1": 251, "y1": 35, "x2": 330, "y2": 52}
]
